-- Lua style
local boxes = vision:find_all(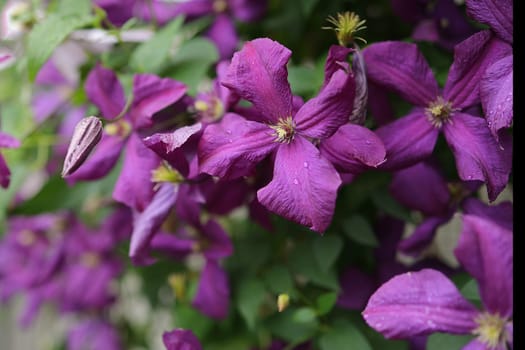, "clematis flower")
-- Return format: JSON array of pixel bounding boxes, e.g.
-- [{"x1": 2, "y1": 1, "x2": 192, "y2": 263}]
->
[
  {"x1": 465, "y1": 0, "x2": 513, "y2": 139},
  {"x1": 163, "y1": 328, "x2": 202, "y2": 350},
  {"x1": 363, "y1": 203, "x2": 513, "y2": 349},
  {"x1": 199, "y1": 38, "x2": 357, "y2": 232},
  {"x1": 0, "y1": 131, "x2": 20, "y2": 188},
  {"x1": 364, "y1": 35, "x2": 512, "y2": 201},
  {"x1": 68, "y1": 319, "x2": 123, "y2": 350}
]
